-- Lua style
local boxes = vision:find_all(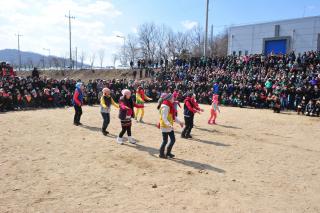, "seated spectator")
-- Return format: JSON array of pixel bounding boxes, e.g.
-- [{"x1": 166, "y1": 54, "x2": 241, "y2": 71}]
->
[
  {"x1": 305, "y1": 100, "x2": 316, "y2": 116},
  {"x1": 23, "y1": 92, "x2": 33, "y2": 109},
  {"x1": 32, "y1": 68, "x2": 39, "y2": 78},
  {"x1": 272, "y1": 95, "x2": 281, "y2": 113},
  {"x1": 297, "y1": 97, "x2": 306, "y2": 115},
  {"x1": 315, "y1": 100, "x2": 320, "y2": 117}
]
